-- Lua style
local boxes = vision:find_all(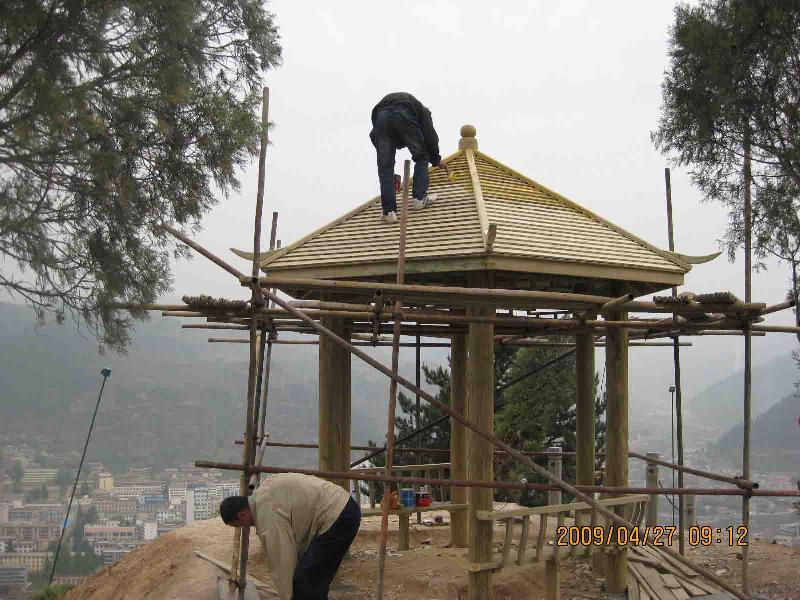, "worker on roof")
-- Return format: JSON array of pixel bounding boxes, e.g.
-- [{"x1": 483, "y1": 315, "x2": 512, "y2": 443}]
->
[
  {"x1": 370, "y1": 92, "x2": 449, "y2": 224},
  {"x1": 220, "y1": 473, "x2": 361, "y2": 600}
]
